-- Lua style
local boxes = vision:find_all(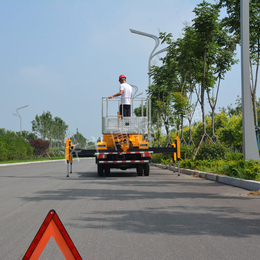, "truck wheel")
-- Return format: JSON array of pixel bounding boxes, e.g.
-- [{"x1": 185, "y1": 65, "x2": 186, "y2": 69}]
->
[
  {"x1": 144, "y1": 164, "x2": 150, "y2": 176},
  {"x1": 137, "y1": 164, "x2": 143, "y2": 176},
  {"x1": 105, "y1": 166, "x2": 110, "y2": 177},
  {"x1": 98, "y1": 164, "x2": 103, "y2": 177}
]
